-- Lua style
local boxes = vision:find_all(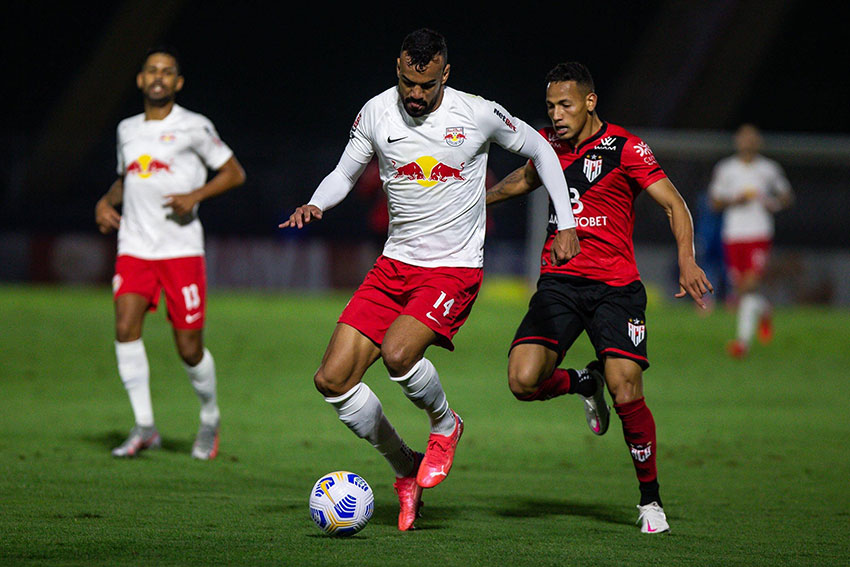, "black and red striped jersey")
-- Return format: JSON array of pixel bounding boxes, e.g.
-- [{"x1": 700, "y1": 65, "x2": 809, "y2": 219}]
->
[{"x1": 534, "y1": 122, "x2": 667, "y2": 286}]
